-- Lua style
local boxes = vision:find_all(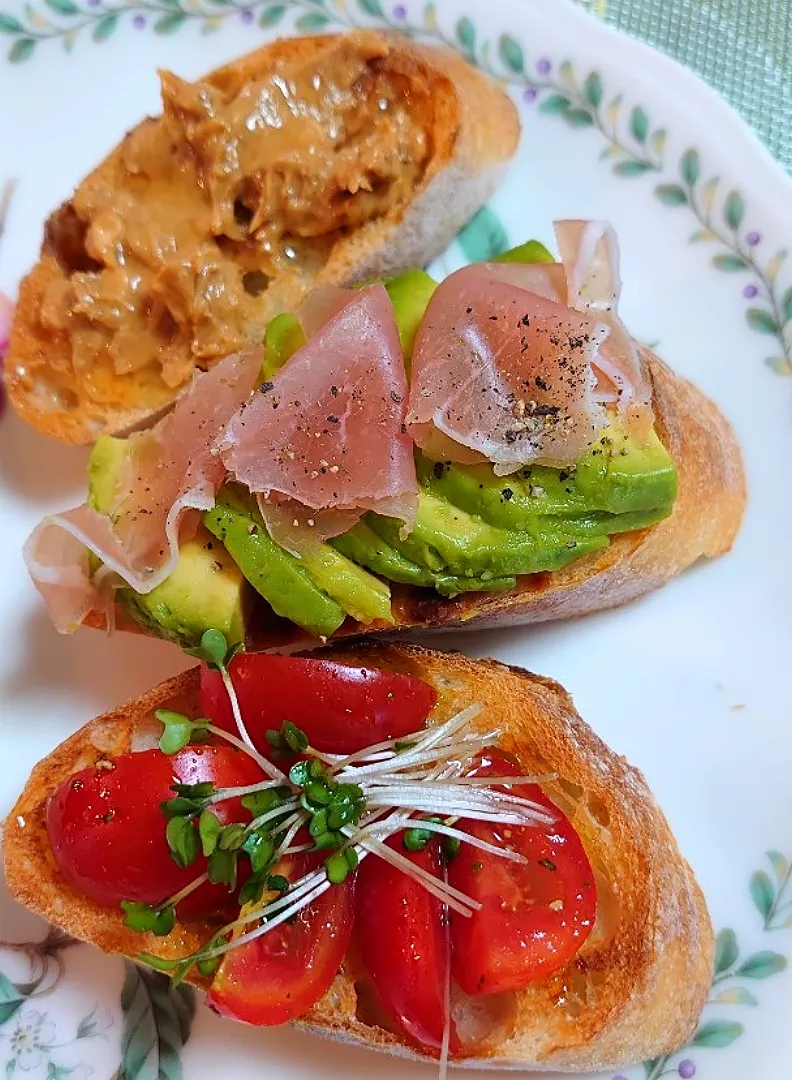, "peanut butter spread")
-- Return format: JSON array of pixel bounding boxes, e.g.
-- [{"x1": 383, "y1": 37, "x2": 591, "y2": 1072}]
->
[{"x1": 30, "y1": 34, "x2": 431, "y2": 419}]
